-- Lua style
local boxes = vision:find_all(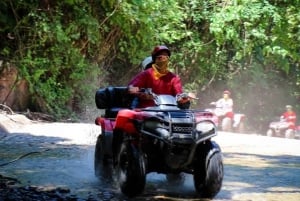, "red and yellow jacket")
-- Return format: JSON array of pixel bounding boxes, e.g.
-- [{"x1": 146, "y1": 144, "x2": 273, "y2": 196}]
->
[{"x1": 128, "y1": 67, "x2": 183, "y2": 108}]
